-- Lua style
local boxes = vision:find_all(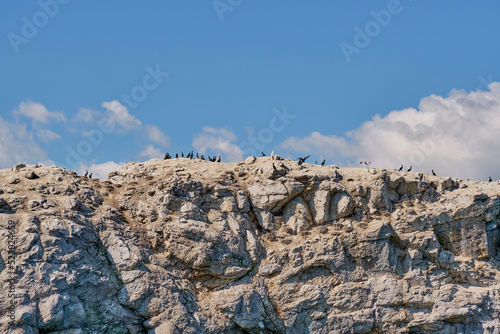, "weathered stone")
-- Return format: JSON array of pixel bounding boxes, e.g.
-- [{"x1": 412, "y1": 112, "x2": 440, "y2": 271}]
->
[{"x1": 0, "y1": 158, "x2": 498, "y2": 333}]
